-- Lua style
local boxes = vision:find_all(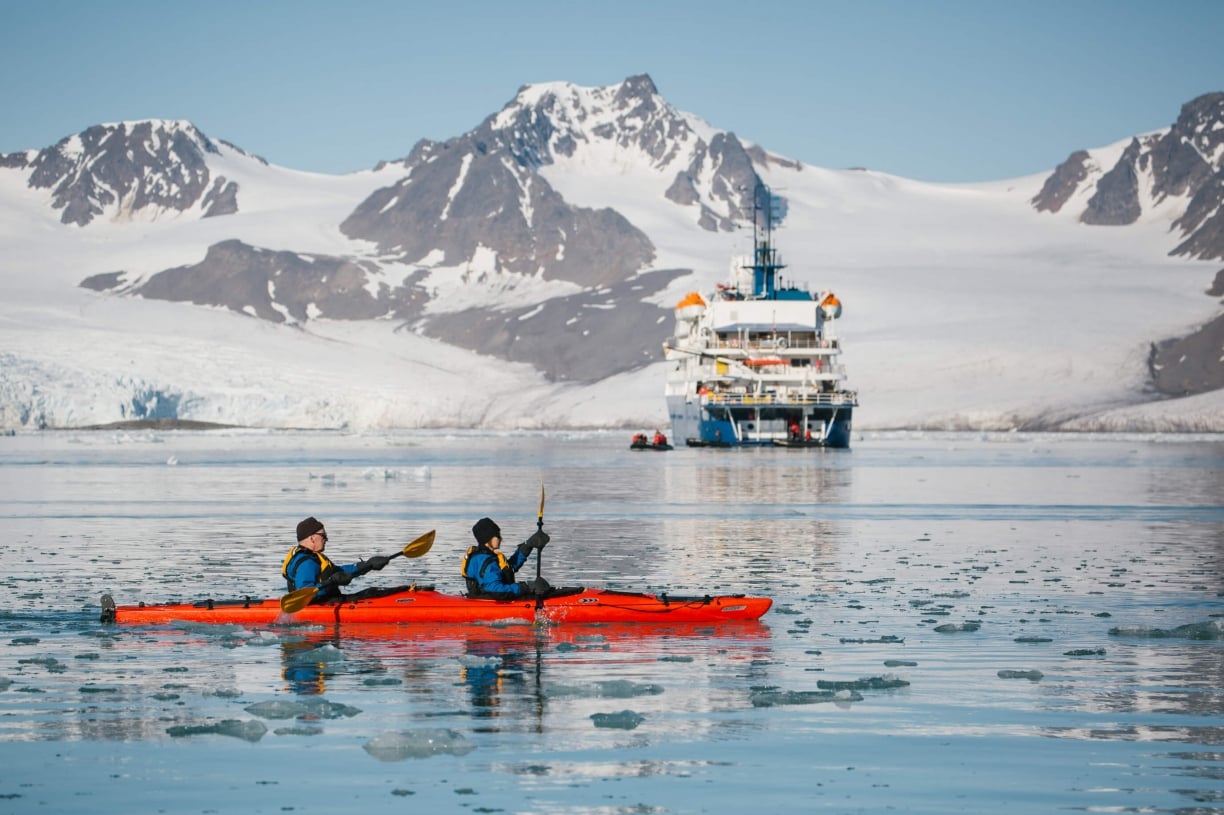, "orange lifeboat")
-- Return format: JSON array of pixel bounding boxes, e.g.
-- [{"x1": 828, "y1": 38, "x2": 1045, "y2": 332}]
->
[
  {"x1": 675, "y1": 291, "x2": 707, "y2": 322},
  {"x1": 820, "y1": 293, "x2": 842, "y2": 319}
]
